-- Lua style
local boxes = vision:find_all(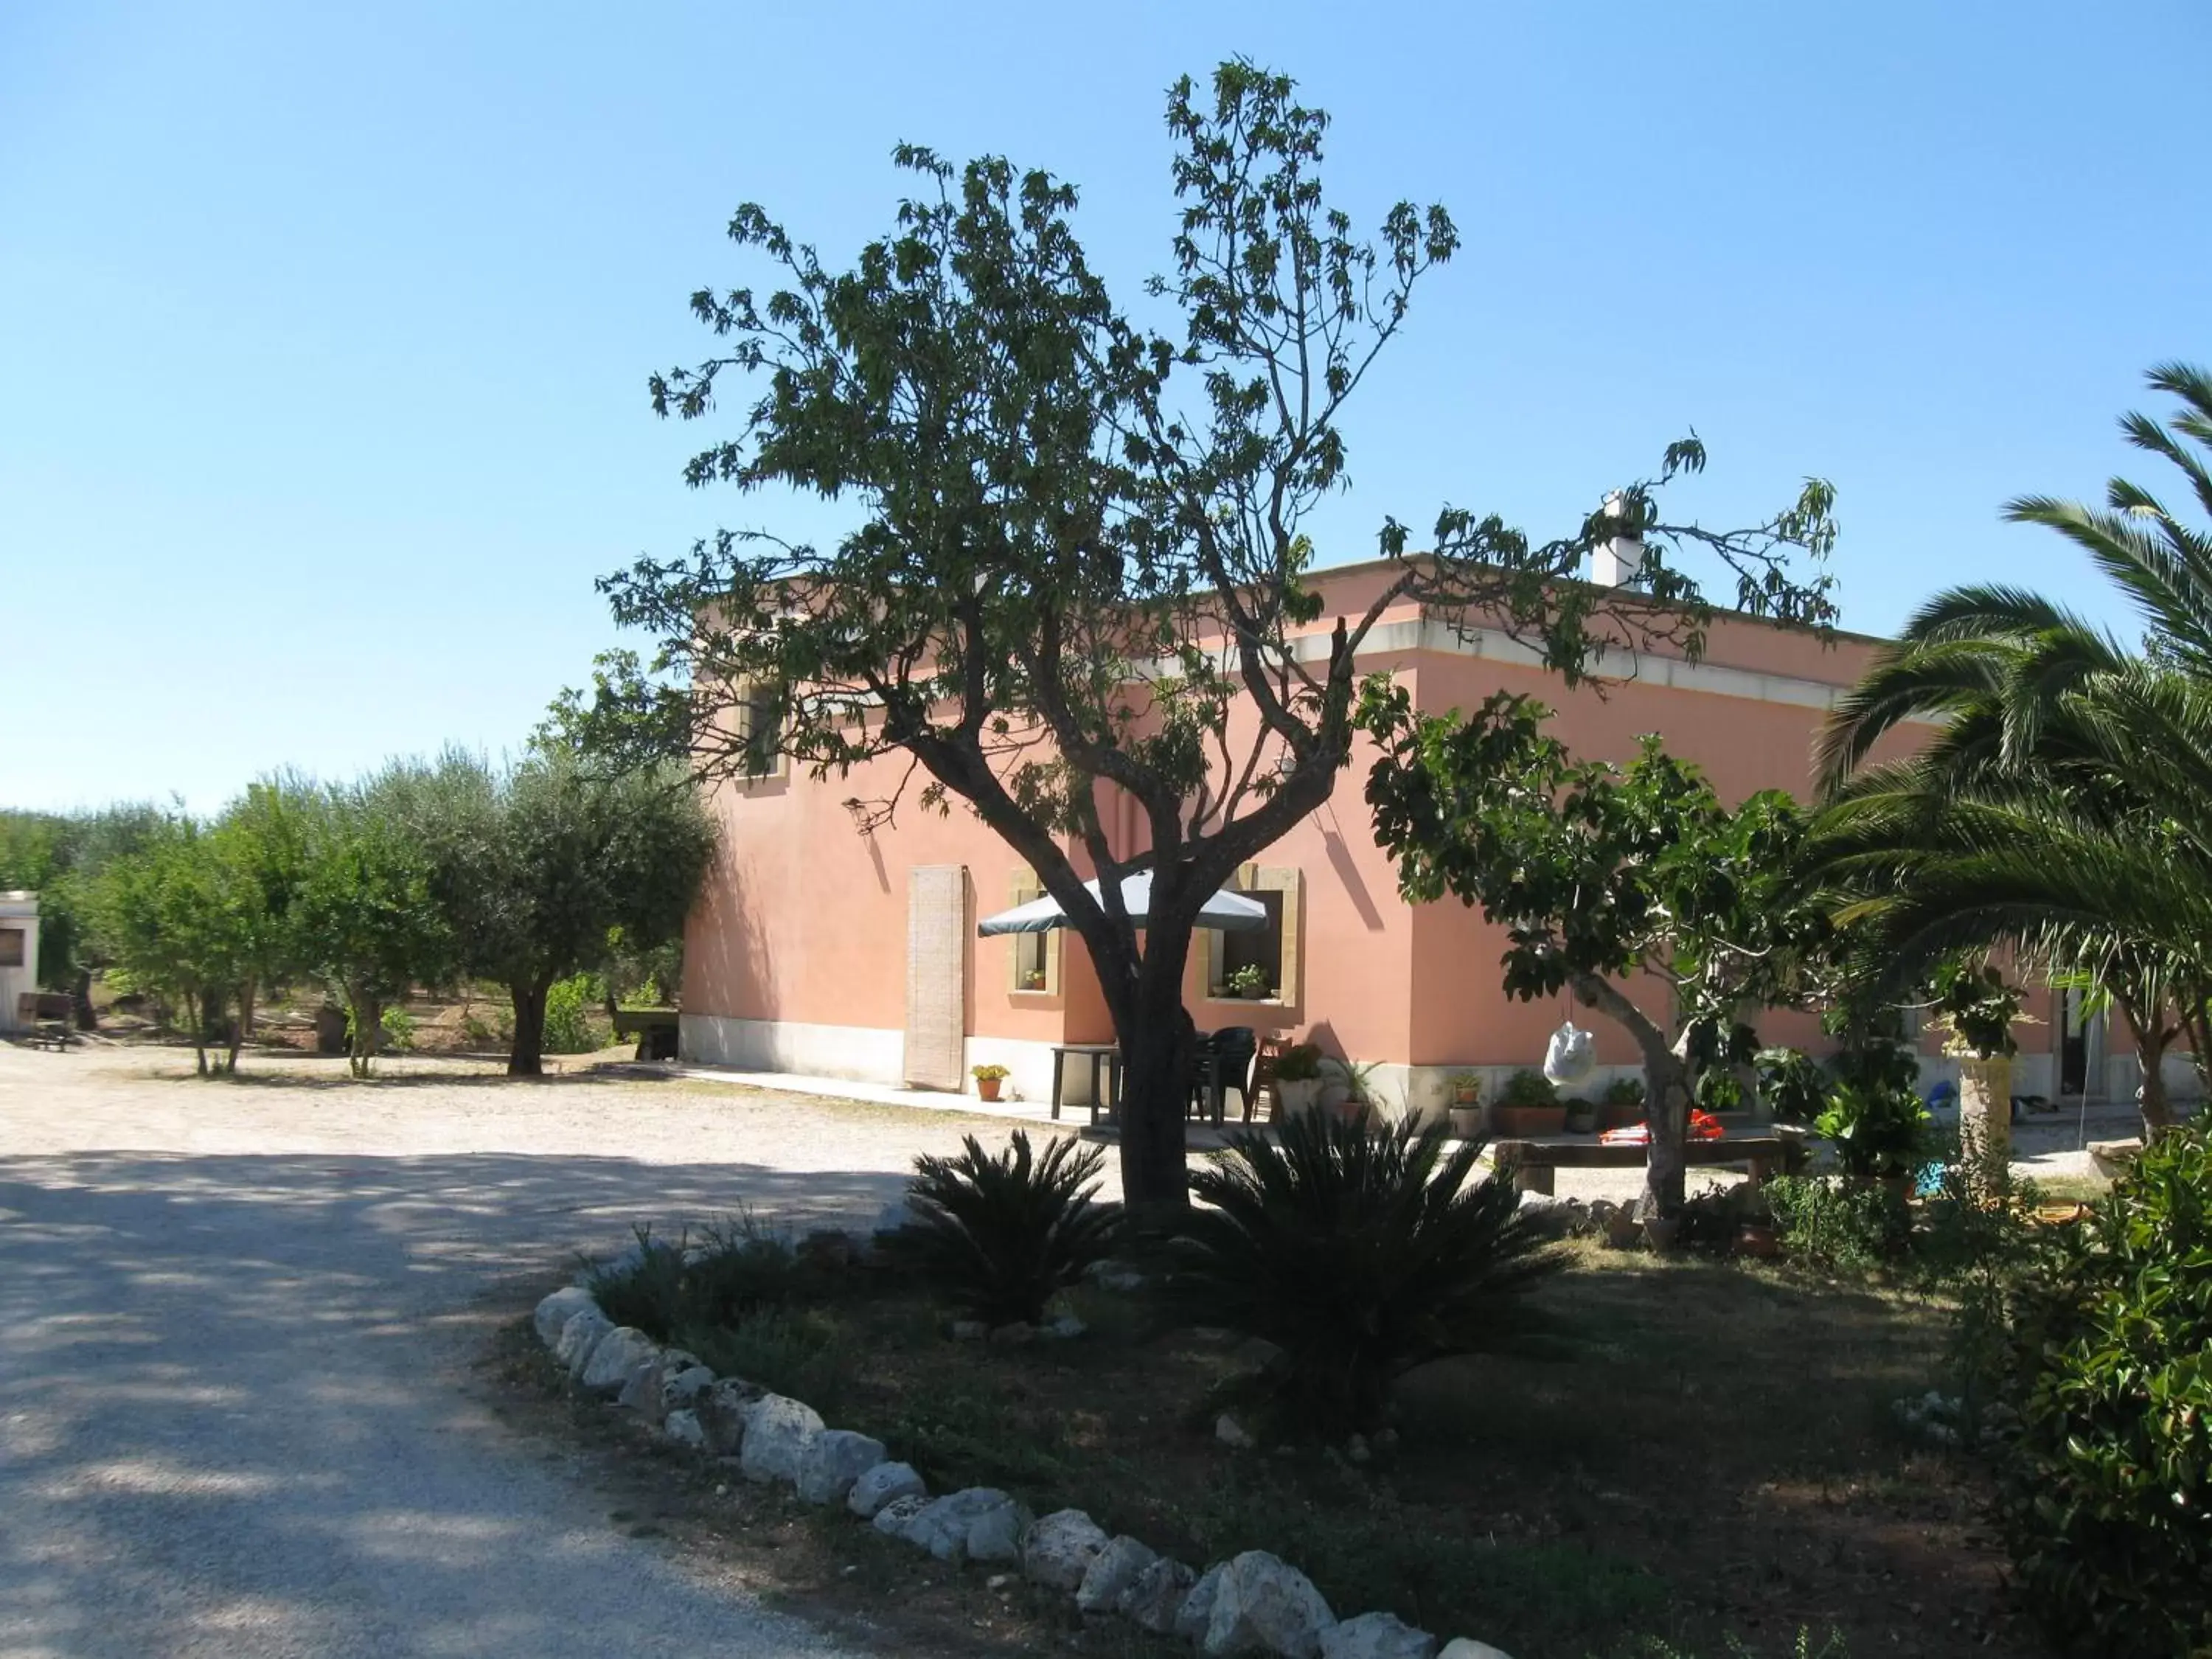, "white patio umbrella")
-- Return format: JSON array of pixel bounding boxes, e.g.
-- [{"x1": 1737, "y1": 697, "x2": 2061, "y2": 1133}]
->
[{"x1": 975, "y1": 869, "x2": 1270, "y2": 936}]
